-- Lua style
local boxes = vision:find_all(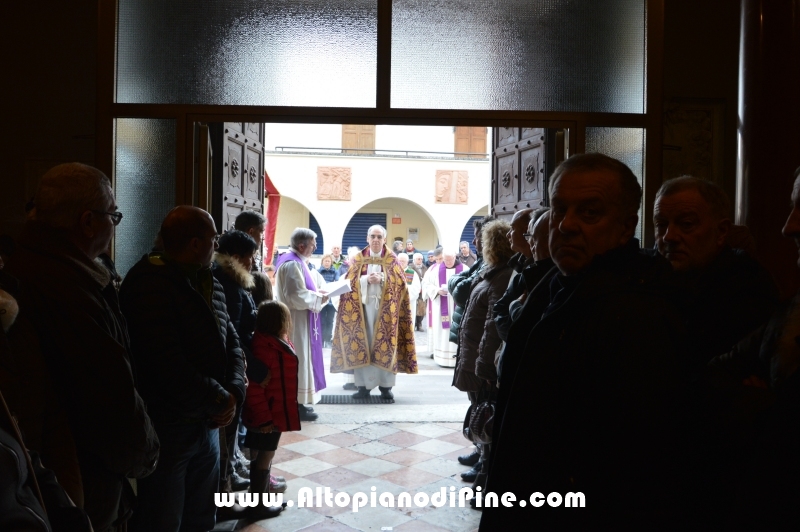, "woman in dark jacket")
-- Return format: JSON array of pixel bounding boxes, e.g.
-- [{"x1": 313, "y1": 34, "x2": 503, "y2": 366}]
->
[
  {"x1": 453, "y1": 219, "x2": 514, "y2": 490},
  {"x1": 213, "y1": 231, "x2": 258, "y2": 350}
]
